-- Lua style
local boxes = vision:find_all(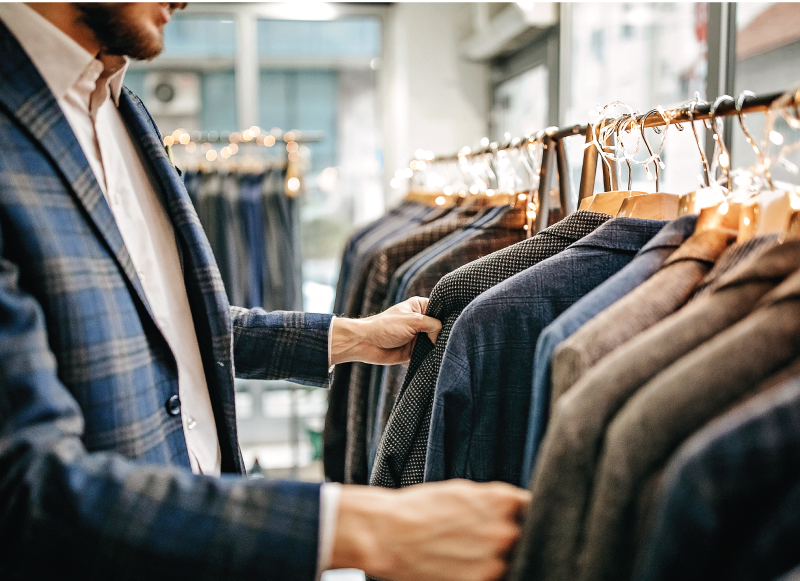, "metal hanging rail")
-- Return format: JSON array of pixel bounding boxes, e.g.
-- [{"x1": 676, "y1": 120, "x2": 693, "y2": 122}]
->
[{"x1": 410, "y1": 87, "x2": 800, "y2": 233}]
